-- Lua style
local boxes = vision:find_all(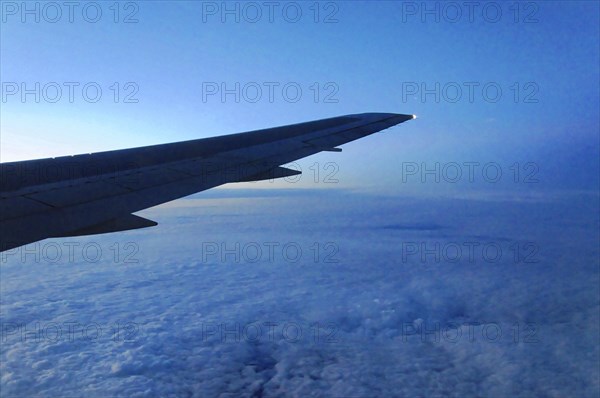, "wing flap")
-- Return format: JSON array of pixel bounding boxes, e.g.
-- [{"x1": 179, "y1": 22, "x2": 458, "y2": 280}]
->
[
  {"x1": 54, "y1": 214, "x2": 158, "y2": 238},
  {"x1": 0, "y1": 196, "x2": 54, "y2": 221},
  {"x1": 237, "y1": 166, "x2": 302, "y2": 182},
  {"x1": 23, "y1": 181, "x2": 131, "y2": 208}
]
